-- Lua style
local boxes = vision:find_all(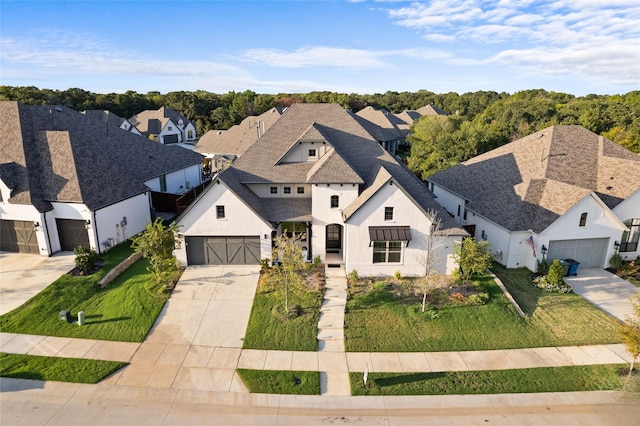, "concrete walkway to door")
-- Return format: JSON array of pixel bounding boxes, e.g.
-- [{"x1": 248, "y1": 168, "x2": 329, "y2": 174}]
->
[
  {"x1": 0, "y1": 251, "x2": 76, "y2": 315},
  {"x1": 565, "y1": 268, "x2": 639, "y2": 323}
]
